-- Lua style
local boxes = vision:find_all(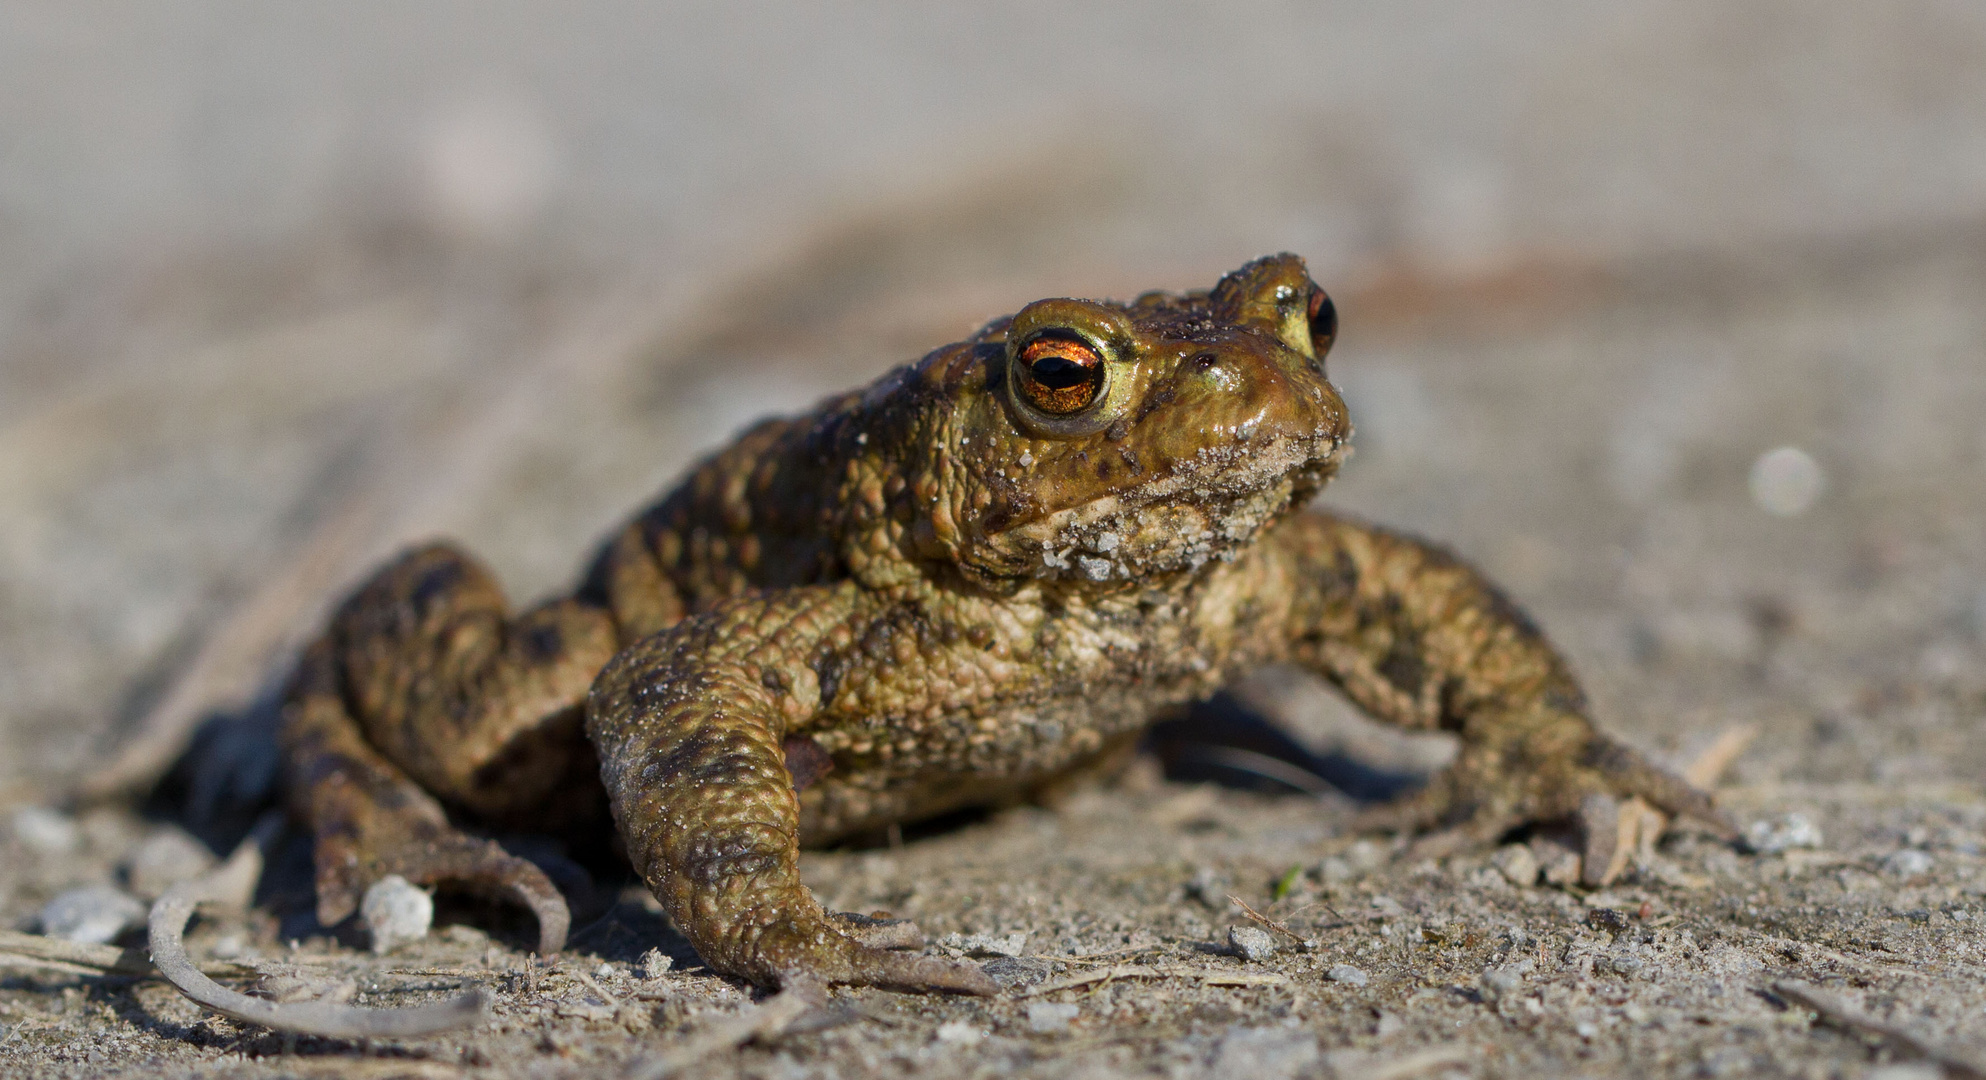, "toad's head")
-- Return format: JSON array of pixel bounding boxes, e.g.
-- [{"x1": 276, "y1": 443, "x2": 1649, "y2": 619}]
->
[{"x1": 862, "y1": 253, "x2": 1351, "y2": 586}]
